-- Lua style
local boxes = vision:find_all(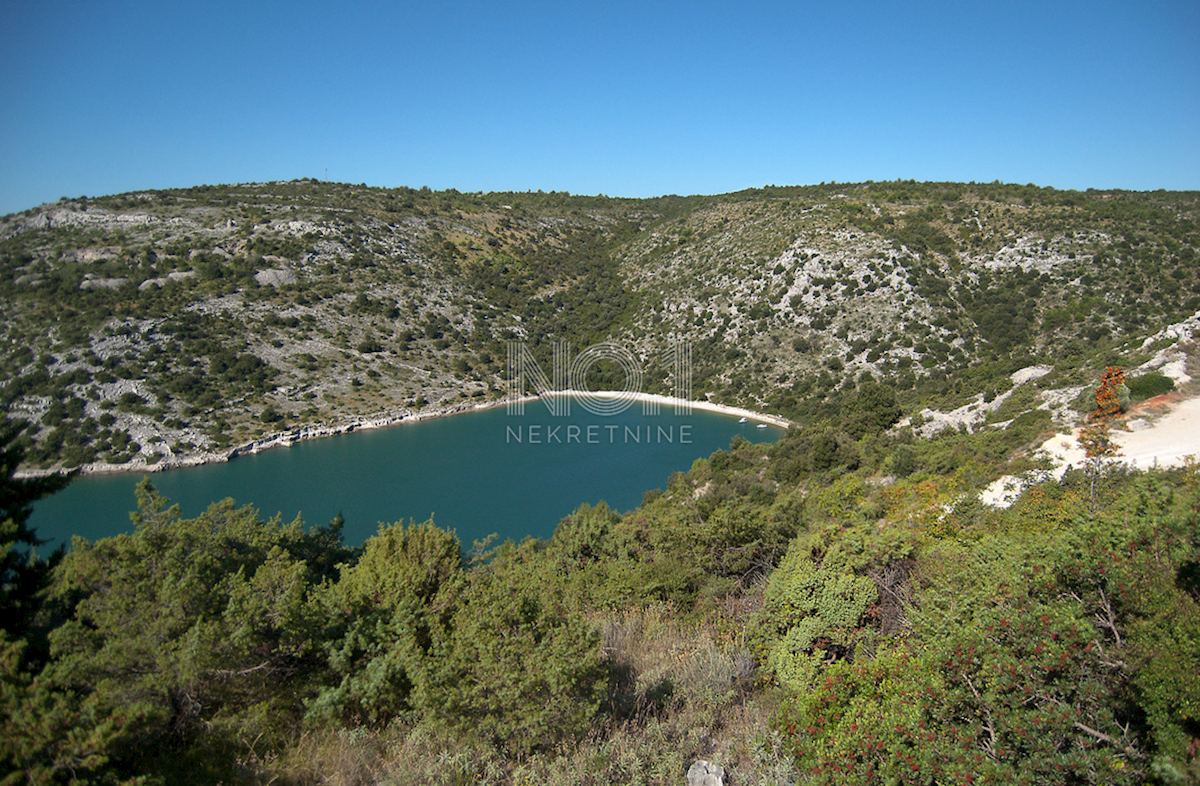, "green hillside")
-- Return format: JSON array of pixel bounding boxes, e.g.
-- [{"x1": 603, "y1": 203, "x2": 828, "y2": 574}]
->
[
  {"x1": 3, "y1": 180, "x2": 1200, "y2": 784},
  {"x1": 2, "y1": 180, "x2": 1198, "y2": 471}
]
